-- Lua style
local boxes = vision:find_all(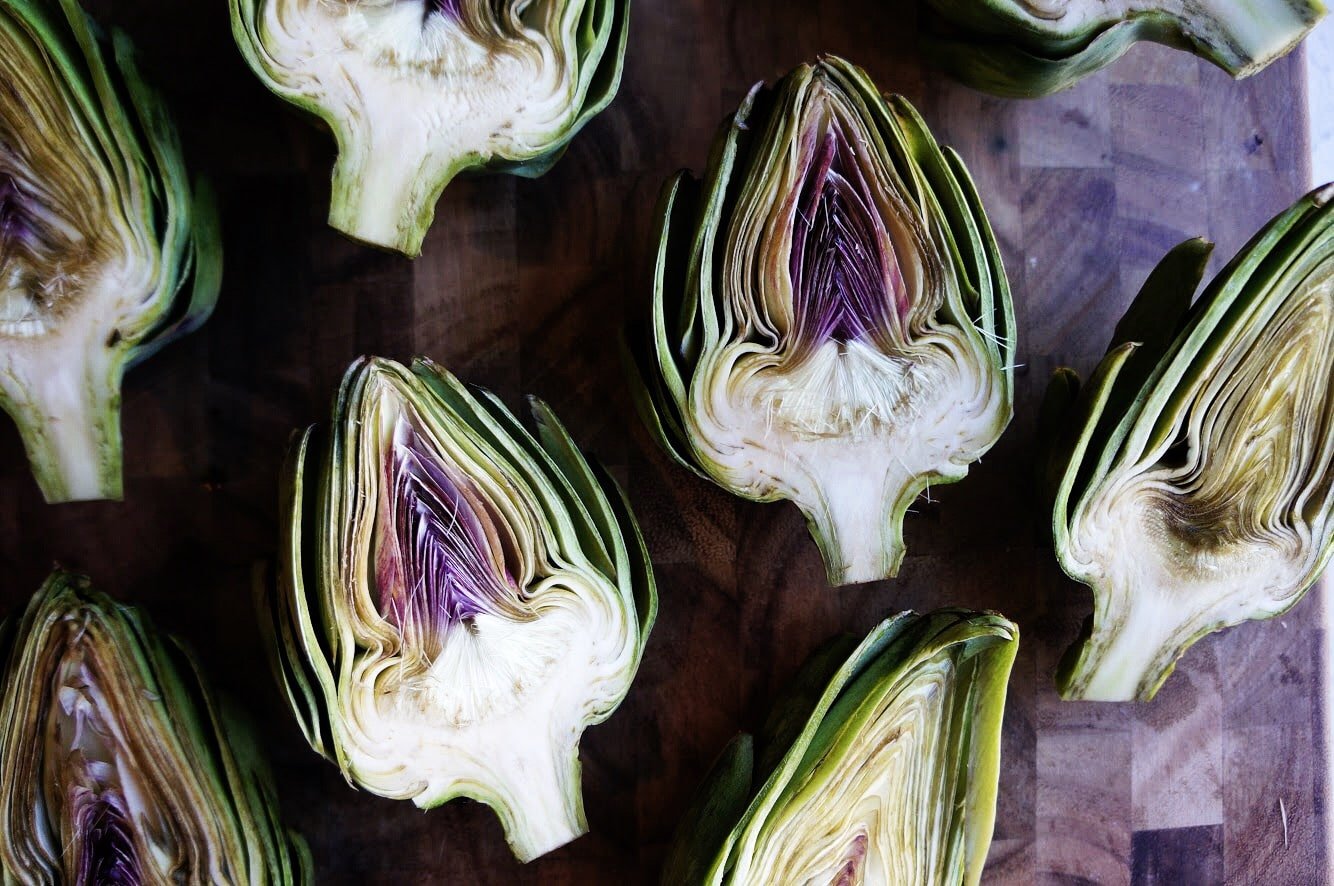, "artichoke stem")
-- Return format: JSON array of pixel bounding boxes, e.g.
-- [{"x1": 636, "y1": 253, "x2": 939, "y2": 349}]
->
[
  {"x1": 1196, "y1": 0, "x2": 1323, "y2": 75},
  {"x1": 1057, "y1": 591, "x2": 1190, "y2": 702},
  {"x1": 7, "y1": 359, "x2": 122, "y2": 503},
  {"x1": 329, "y1": 131, "x2": 434, "y2": 257},
  {"x1": 495, "y1": 734, "x2": 586, "y2": 863},
  {"x1": 802, "y1": 461, "x2": 906, "y2": 586}
]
